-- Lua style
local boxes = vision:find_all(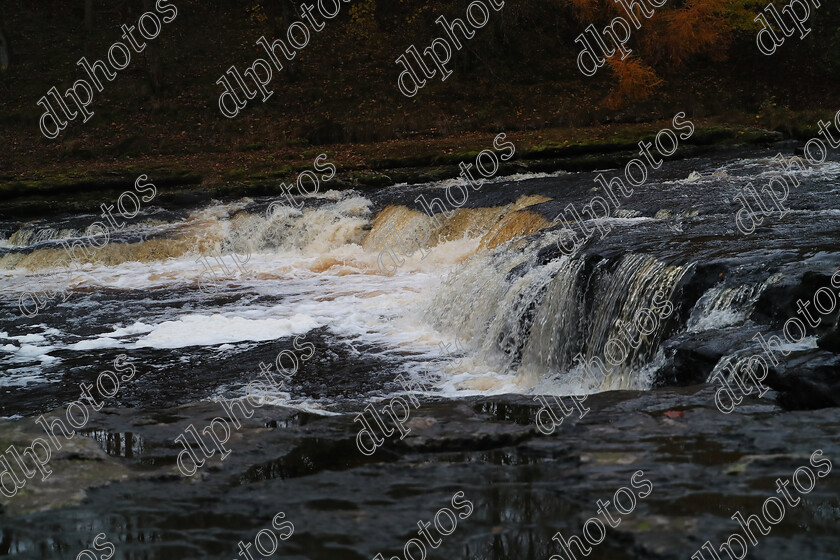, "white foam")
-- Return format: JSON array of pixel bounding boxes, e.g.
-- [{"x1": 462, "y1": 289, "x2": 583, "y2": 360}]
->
[
  {"x1": 132, "y1": 313, "x2": 321, "y2": 349},
  {"x1": 9, "y1": 333, "x2": 46, "y2": 343},
  {"x1": 0, "y1": 366, "x2": 48, "y2": 388},
  {"x1": 0, "y1": 342, "x2": 58, "y2": 365},
  {"x1": 15, "y1": 344, "x2": 56, "y2": 358},
  {"x1": 68, "y1": 337, "x2": 123, "y2": 351},
  {"x1": 689, "y1": 309, "x2": 749, "y2": 332},
  {"x1": 100, "y1": 322, "x2": 156, "y2": 338}
]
